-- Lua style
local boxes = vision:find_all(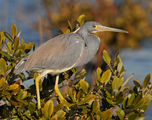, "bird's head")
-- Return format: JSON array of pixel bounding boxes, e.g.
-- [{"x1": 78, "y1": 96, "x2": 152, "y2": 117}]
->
[{"x1": 81, "y1": 21, "x2": 128, "y2": 34}]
